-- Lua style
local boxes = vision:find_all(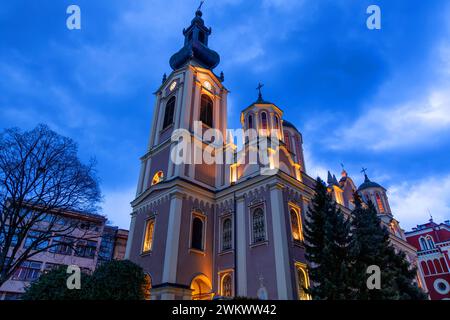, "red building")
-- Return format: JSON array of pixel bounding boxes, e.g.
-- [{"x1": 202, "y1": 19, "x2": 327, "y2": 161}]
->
[{"x1": 405, "y1": 219, "x2": 450, "y2": 300}]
